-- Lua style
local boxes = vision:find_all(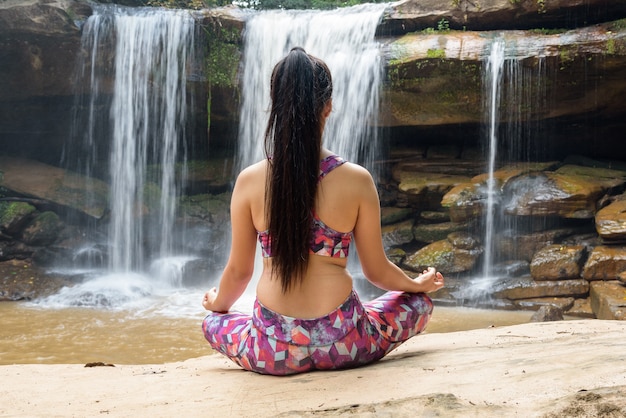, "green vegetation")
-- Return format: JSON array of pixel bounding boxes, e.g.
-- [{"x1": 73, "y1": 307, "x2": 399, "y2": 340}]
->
[
  {"x1": 608, "y1": 18, "x2": 626, "y2": 31},
  {"x1": 201, "y1": 21, "x2": 241, "y2": 129},
  {"x1": 528, "y1": 28, "x2": 567, "y2": 35},
  {"x1": 426, "y1": 48, "x2": 445, "y2": 59},
  {"x1": 607, "y1": 38, "x2": 616, "y2": 55},
  {"x1": 422, "y1": 18, "x2": 452, "y2": 34},
  {"x1": 536, "y1": 0, "x2": 546, "y2": 14}
]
